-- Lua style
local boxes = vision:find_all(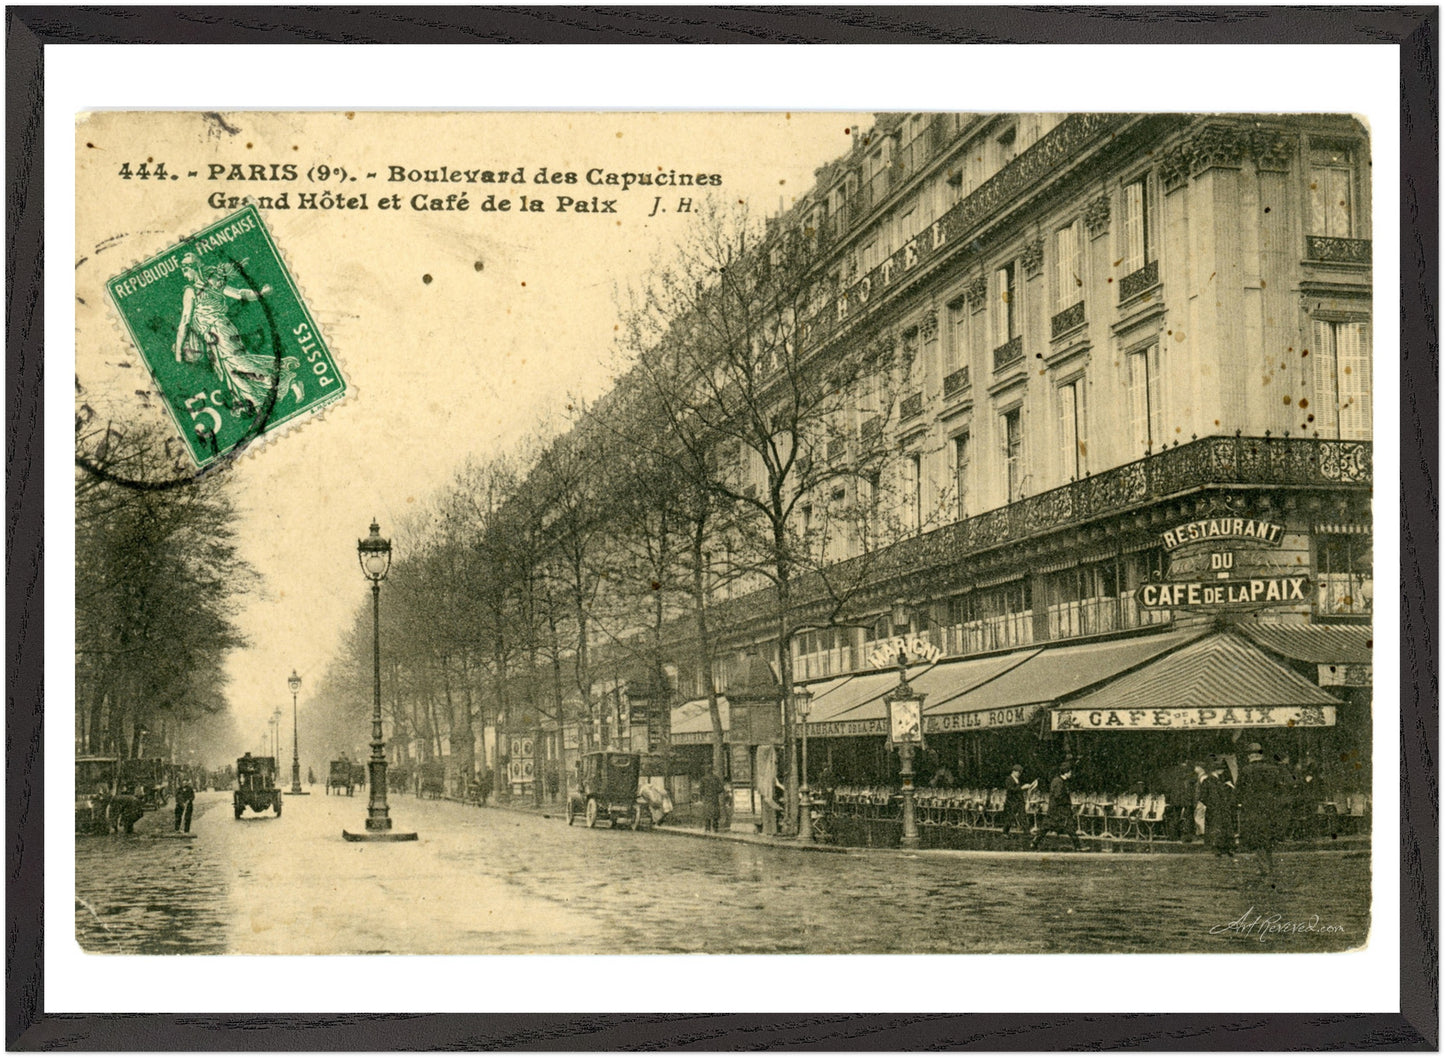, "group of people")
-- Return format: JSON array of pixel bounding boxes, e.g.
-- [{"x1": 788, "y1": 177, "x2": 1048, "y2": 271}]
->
[
  {"x1": 1192, "y1": 743, "x2": 1294, "y2": 875},
  {"x1": 1014, "y1": 744, "x2": 1294, "y2": 874}
]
